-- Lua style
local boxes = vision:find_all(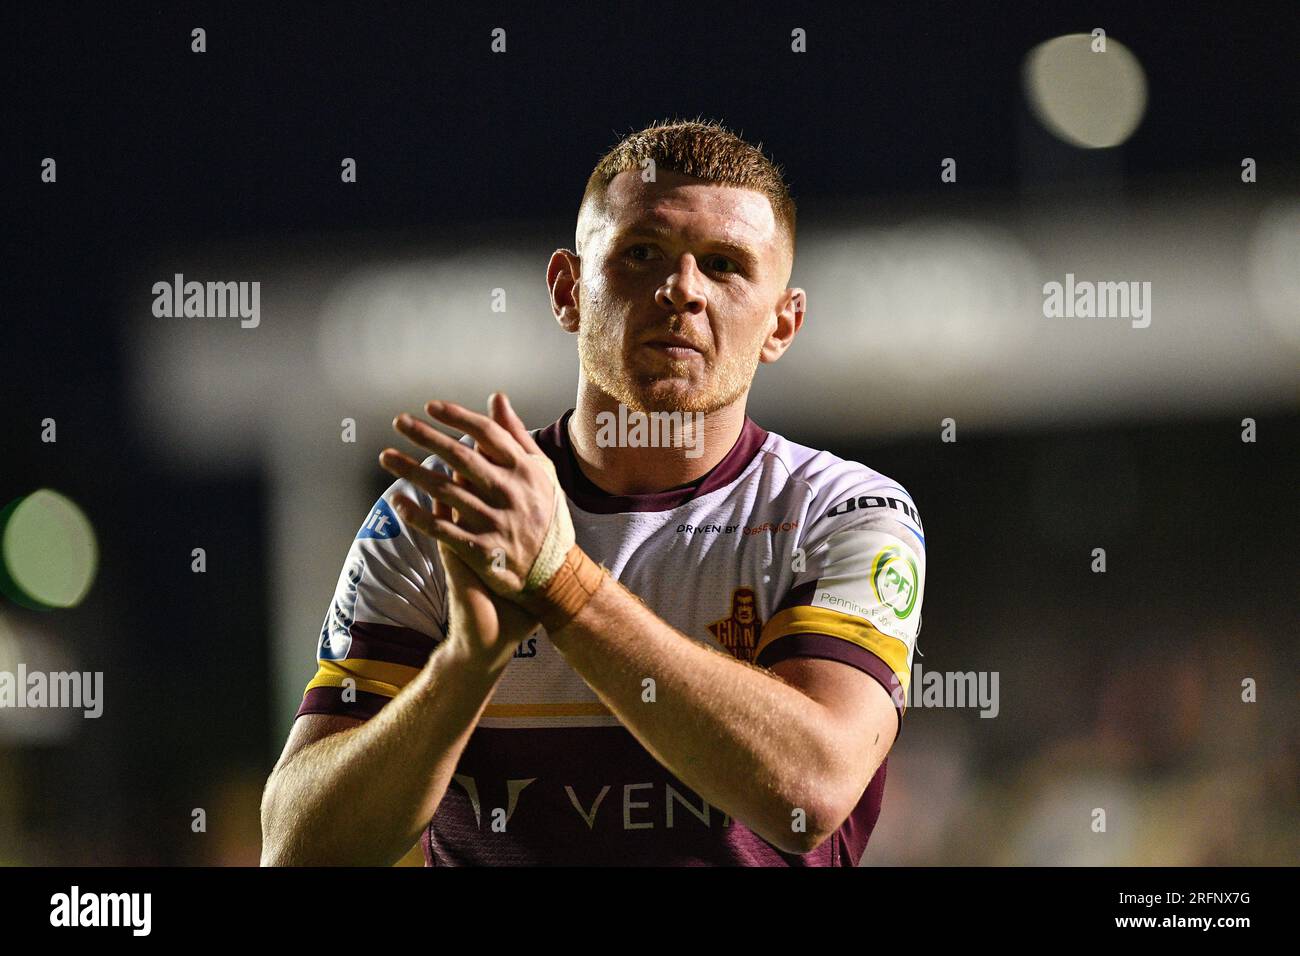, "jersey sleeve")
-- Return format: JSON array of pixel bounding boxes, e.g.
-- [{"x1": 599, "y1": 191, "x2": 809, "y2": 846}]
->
[
  {"x1": 755, "y1": 476, "x2": 926, "y2": 729},
  {"x1": 295, "y1": 455, "x2": 451, "y2": 721}
]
